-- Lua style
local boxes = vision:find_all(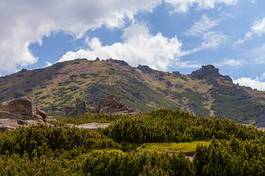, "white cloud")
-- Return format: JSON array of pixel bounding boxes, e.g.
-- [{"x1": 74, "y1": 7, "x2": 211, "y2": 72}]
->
[
  {"x1": 45, "y1": 62, "x2": 52, "y2": 67},
  {"x1": 0, "y1": 0, "x2": 239, "y2": 75},
  {"x1": 233, "y1": 77, "x2": 265, "y2": 91},
  {"x1": 165, "y1": 0, "x2": 237, "y2": 13},
  {"x1": 59, "y1": 24, "x2": 182, "y2": 71},
  {"x1": 182, "y1": 32, "x2": 227, "y2": 56},
  {"x1": 183, "y1": 14, "x2": 228, "y2": 56},
  {"x1": 0, "y1": 0, "x2": 161, "y2": 75},
  {"x1": 200, "y1": 31, "x2": 227, "y2": 49},
  {"x1": 185, "y1": 14, "x2": 219, "y2": 36},
  {"x1": 234, "y1": 17, "x2": 265, "y2": 46}
]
